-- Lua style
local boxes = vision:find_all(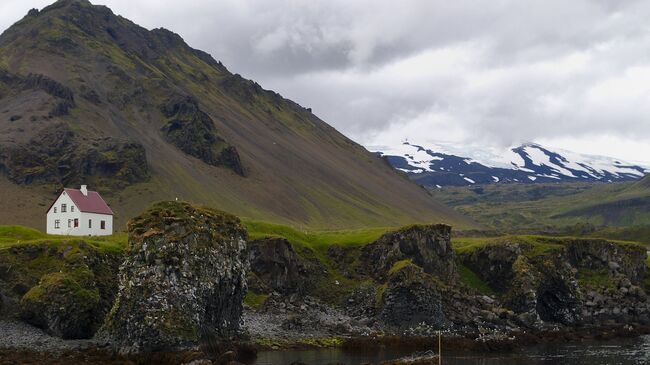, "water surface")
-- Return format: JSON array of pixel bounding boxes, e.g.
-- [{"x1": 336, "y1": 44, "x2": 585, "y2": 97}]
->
[{"x1": 253, "y1": 335, "x2": 650, "y2": 365}]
